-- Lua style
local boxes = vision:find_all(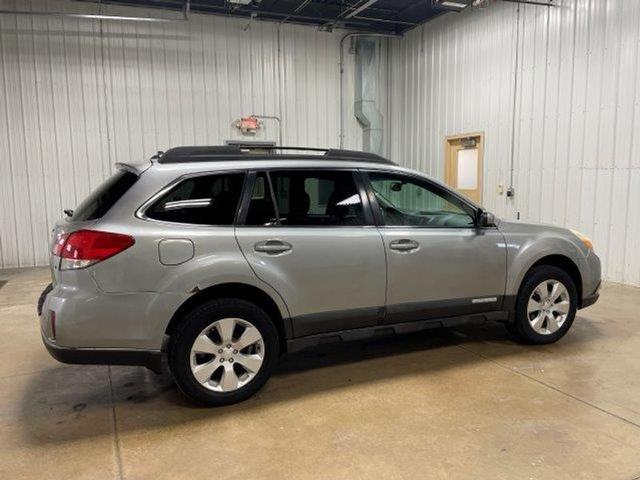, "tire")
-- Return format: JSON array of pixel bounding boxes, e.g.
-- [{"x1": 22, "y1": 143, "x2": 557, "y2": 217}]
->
[
  {"x1": 508, "y1": 265, "x2": 578, "y2": 345},
  {"x1": 168, "y1": 298, "x2": 279, "y2": 406}
]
